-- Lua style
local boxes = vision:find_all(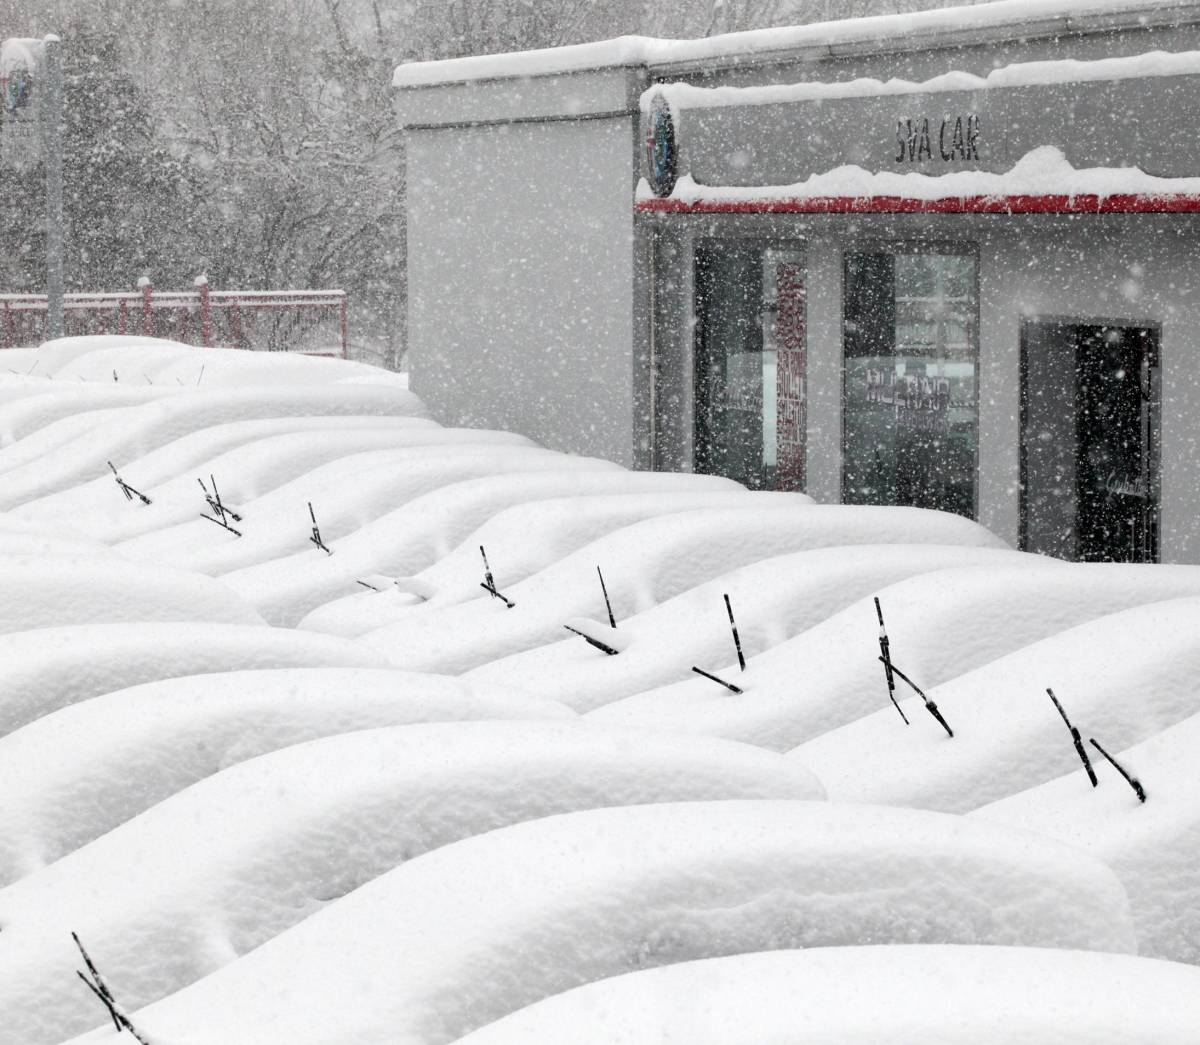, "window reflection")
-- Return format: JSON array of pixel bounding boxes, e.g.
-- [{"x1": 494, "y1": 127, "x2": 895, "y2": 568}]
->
[
  {"x1": 694, "y1": 244, "x2": 805, "y2": 490},
  {"x1": 843, "y1": 249, "x2": 978, "y2": 517}
]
